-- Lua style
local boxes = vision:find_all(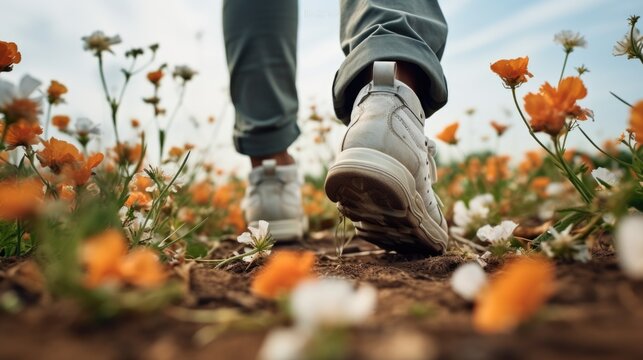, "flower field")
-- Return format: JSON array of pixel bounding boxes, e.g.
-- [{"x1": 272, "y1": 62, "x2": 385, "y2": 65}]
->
[{"x1": 1, "y1": 15, "x2": 643, "y2": 360}]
